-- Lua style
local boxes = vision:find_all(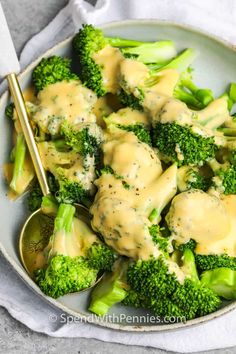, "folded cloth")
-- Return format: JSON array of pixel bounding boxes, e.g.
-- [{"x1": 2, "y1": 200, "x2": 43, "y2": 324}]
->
[{"x1": 1, "y1": 0, "x2": 236, "y2": 352}]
